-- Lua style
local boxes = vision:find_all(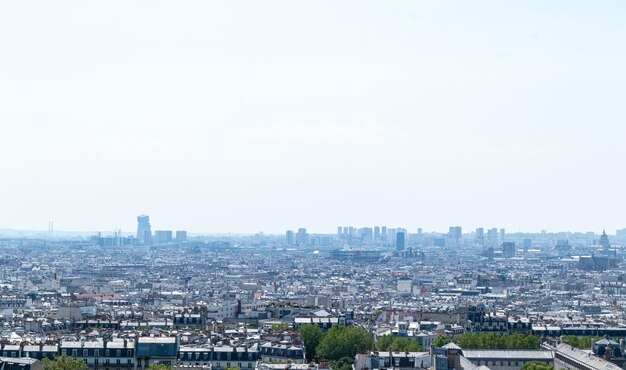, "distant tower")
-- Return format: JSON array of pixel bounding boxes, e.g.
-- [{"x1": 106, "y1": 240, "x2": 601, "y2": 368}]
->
[
  {"x1": 137, "y1": 215, "x2": 152, "y2": 245},
  {"x1": 475, "y1": 227, "x2": 485, "y2": 246},
  {"x1": 396, "y1": 231, "x2": 405, "y2": 251},
  {"x1": 502, "y1": 242, "x2": 516, "y2": 258},
  {"x1": 296, "y1": 228, "x2": 309, "y2": 246},
  {"x1": 286, "y1": 230, "x2": 294, "y2": 245}
]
